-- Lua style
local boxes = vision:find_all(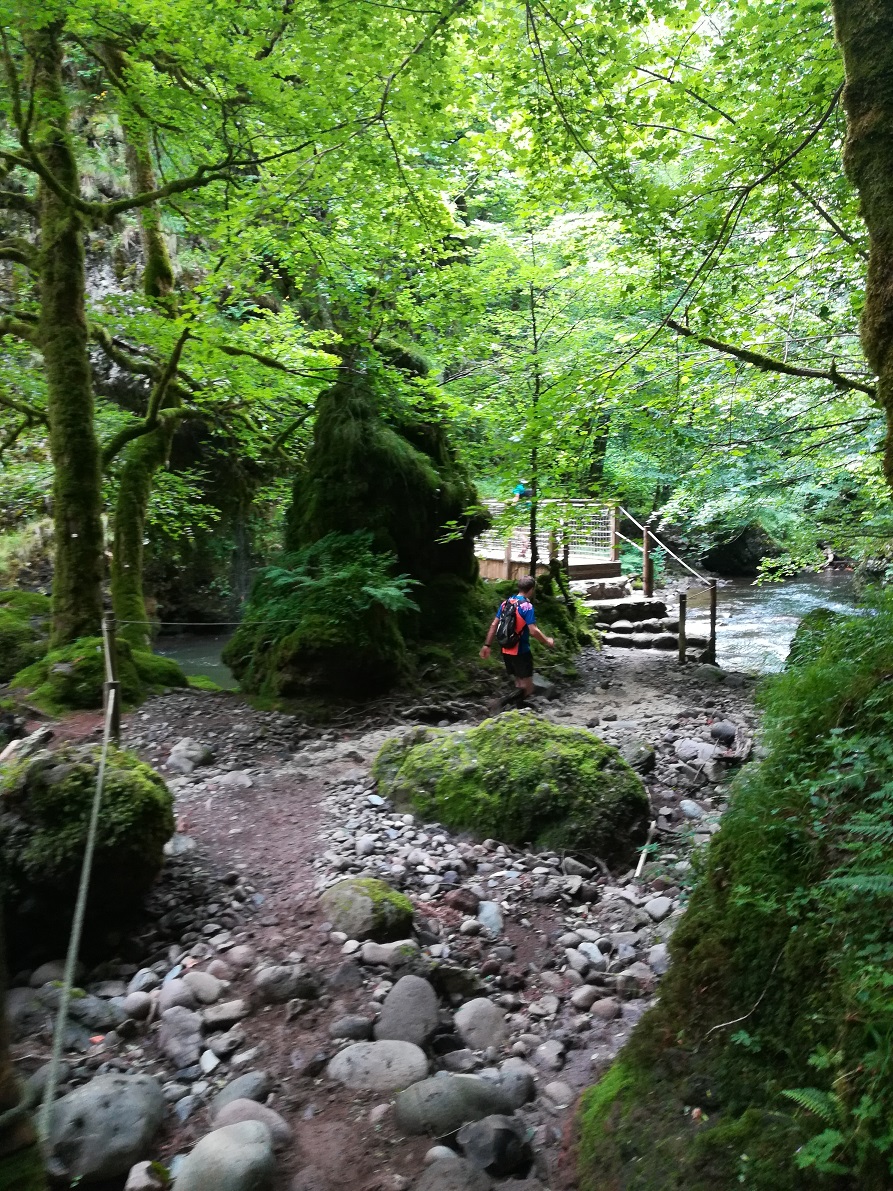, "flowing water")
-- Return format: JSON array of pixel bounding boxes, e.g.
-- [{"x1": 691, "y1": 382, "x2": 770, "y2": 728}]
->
[
  {"x1": 156, "y1": 633, "x2": 237, "y2": 689},
  {"x1": 684, "y1": 571, "x2": 859, "y2": 674},
  {"x1": 155, "y1": 573, "x2": 860, "y2": 687}
]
